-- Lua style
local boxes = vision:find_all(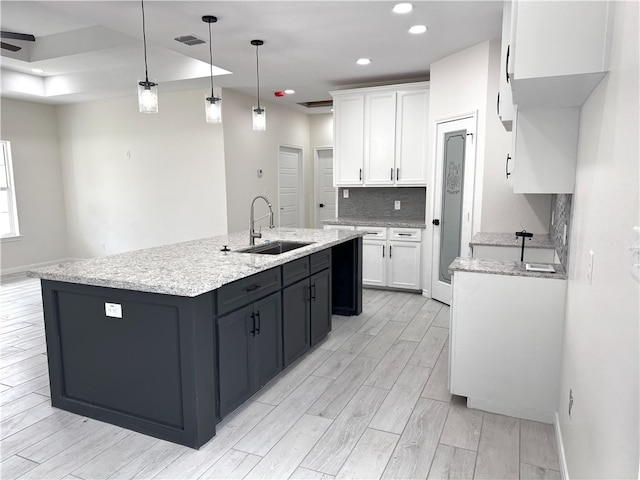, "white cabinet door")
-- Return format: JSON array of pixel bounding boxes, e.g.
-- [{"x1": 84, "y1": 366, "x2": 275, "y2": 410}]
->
[
  {"x1": 498, "y1": 0, "x2": 514, "y2": 131},
  {"x1": 333, "y1": 94, "x2": 364, "y2": 185},
  {"x1": 512, "y1": 107, "x2": 579, "y2": 194},
  {"x1": 395, "y1": 89, "x2": 429, "y2": 185},
  {"x1": 364, "y1": 92, "x2": 397, "y2": 185},
  {"x1": 362, "y1": 239, "x2": 386, "y2": 287},
  {"x1": 387, "y1": 241, "x2": 421, "y2": 290},
  {"x1": 509, "y1": 0, "x2": 613, "y2": 107}
]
